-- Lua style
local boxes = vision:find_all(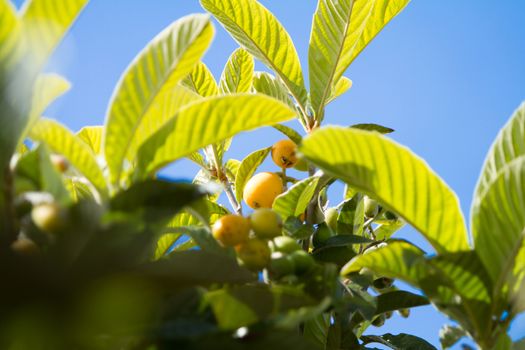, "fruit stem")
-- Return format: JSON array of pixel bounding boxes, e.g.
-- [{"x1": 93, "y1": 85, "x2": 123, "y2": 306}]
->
[{"x1": 224, "y1": 181, "x2": 242, "y2": 215}]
